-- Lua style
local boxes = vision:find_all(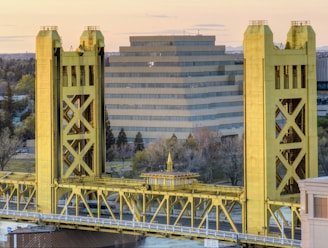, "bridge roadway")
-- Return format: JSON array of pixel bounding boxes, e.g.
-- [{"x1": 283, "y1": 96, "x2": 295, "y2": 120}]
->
[
  {"x1": 0, "y1": 209, "x2": 301, "y2": 248},
  {"x1": 59, "y1": 205, "x2": 301, "y2": 241}
]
